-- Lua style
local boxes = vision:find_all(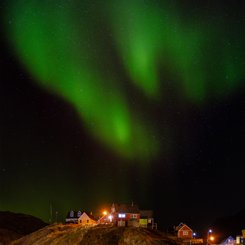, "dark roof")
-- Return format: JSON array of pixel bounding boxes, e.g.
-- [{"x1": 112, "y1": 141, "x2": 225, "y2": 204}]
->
[
  {"x1": 66, "y1": 210, "x2": 82, "y2": 219},
  {"x1": 113, "y1": 203, "x2": 140, "y2": 214},
  {"x1": 66, "y1": 211, "x2": 97, "y2": 221},
  {"x1": 140, "y1": 210, "x2": 153, "y2": 218}
]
